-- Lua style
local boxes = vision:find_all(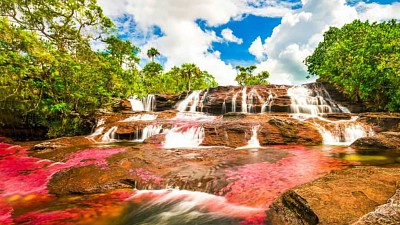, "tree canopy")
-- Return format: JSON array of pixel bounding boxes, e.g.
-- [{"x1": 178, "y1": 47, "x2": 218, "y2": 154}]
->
[
  {"x1": 305, "y1": 19, "x2": 400, "y2": 111},
  {"x1": 235, "y1": 65, "x2": 270, "y2": 86},
  {"x1": 0, "y1": 0, "x2": 219, "y2": 138}
]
